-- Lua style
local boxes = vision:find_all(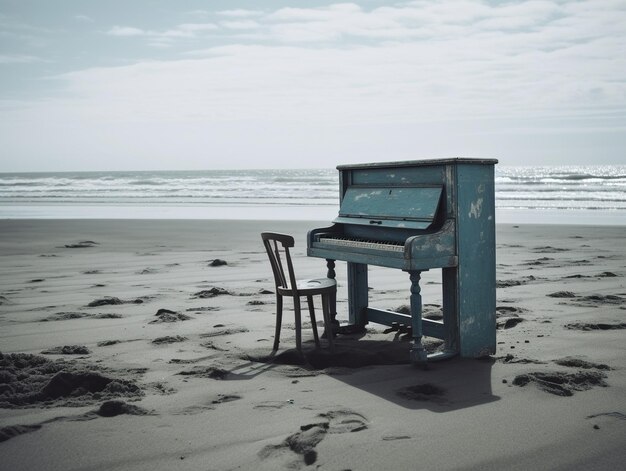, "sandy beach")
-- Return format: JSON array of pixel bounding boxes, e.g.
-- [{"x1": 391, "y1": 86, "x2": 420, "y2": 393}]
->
[{"x1": 0, "y1": 219, "x2": 624, "y2": 470}]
